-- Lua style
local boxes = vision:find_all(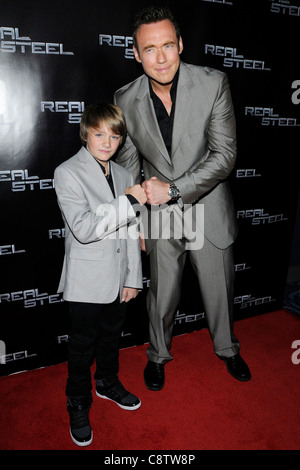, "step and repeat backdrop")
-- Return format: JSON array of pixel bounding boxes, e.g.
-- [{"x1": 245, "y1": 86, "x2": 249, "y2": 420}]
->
[{"x1": 1, "y1": 0, "x2": 299, "y2": 375}]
